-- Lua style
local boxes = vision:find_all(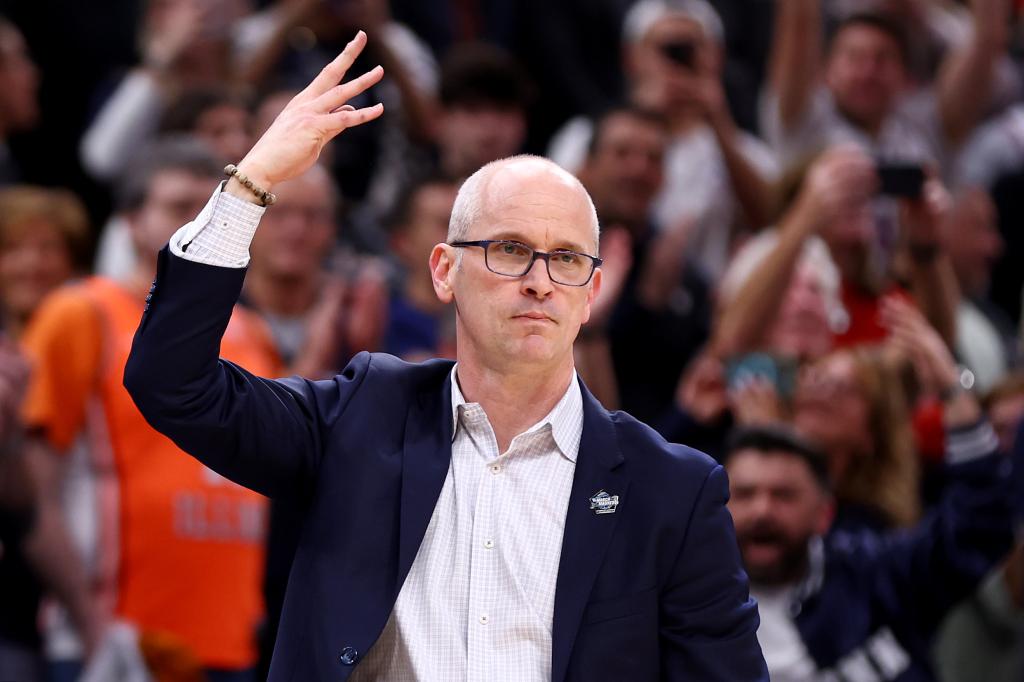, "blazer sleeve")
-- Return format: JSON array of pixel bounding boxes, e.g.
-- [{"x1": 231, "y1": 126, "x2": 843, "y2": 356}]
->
[
  {"x1": 659, "y1": 463, "x2": 769, "y2": 680},
  {"x1": 124, "y1": 247, "x2": 370, "y2": 499}
]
